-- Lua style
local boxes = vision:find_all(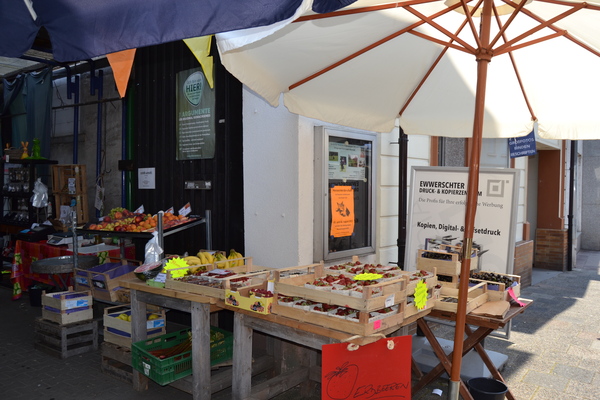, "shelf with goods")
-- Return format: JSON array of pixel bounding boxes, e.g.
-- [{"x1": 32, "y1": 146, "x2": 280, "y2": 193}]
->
[
  {"x1": 51, "y1": 164, "x2": 89, "y2": 225},
  {"x1": 1, "y1": 158, "x2": 58, "y2": 229},
  {"x1": 76, "y1": 210, "x2": 212, "y2": 260}
]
